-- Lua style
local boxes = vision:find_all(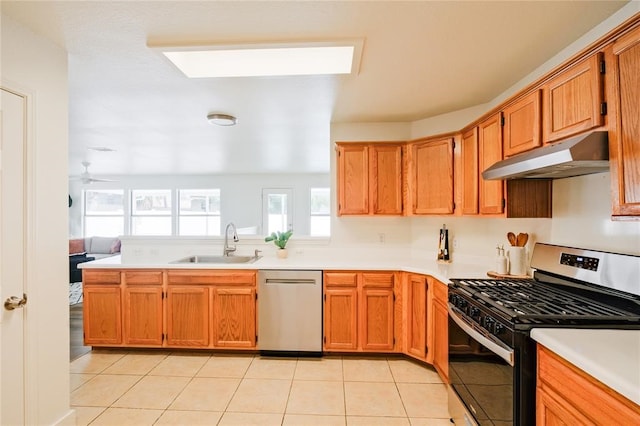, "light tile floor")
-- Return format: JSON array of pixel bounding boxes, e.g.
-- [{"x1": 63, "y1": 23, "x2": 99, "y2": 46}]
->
[{"x1": 70, "y1": 350, "x2": 452, "y2": 425}]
